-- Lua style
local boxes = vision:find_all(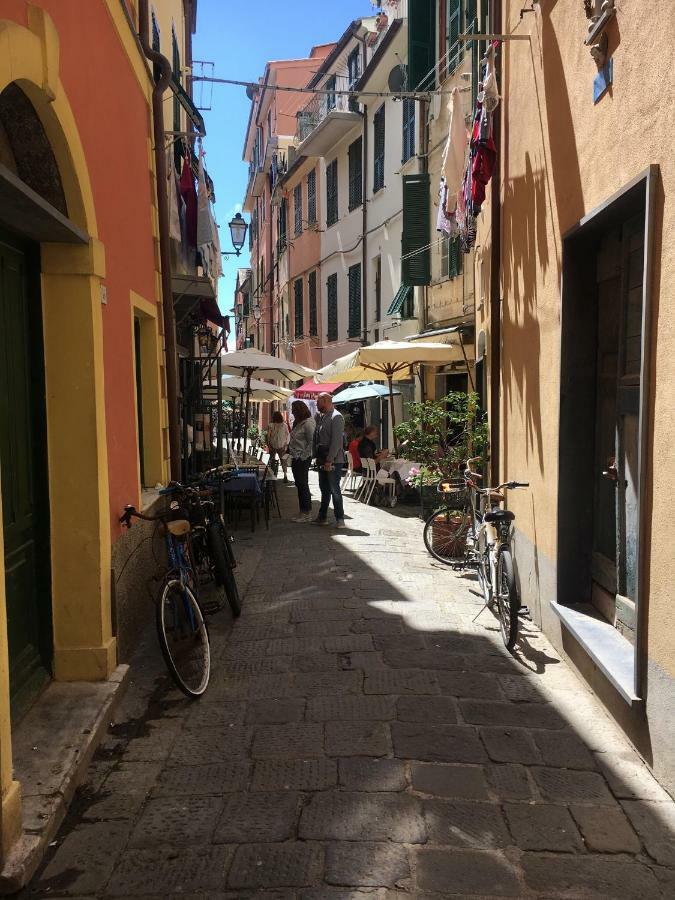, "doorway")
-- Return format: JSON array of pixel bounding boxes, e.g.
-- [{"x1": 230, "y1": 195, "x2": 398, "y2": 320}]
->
[{"x1": 0, "y1": 232, "x2": 52, "y2": 719}]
